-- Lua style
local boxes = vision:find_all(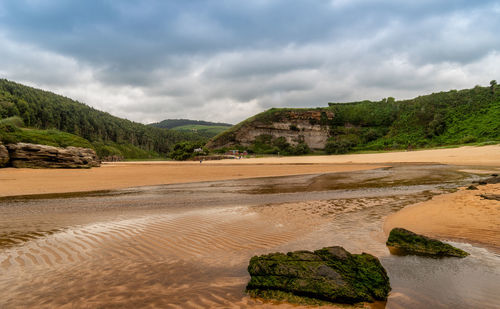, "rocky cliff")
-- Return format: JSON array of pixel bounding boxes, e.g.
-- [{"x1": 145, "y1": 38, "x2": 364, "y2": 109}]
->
[
  {"x1": 0, "y1": 143, "x2": 9, "y2": 167},
  {"x1": 4, "y1": 143, "x2": 100, "y2": 168},
  {"x1": 207, "y1": 109, "x2": 333, "y2": 150}
]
